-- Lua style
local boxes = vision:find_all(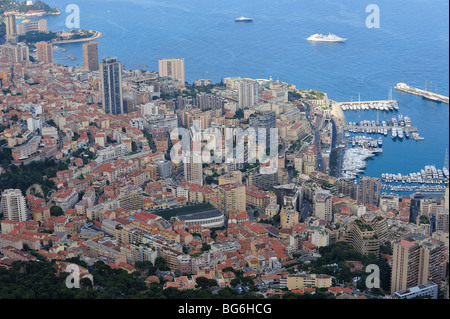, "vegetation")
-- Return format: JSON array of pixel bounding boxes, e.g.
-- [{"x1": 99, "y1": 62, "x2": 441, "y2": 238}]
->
[
  {"x1": 0, "y1": 0, "x2": 58, "y2": 14},
  {"x1": 288, "y1": 90, "x2": 303, "y2": 102},
  {"x1": 305, "y1": 90, "x2": 325, "y2": 100},
  {"x1": 50, "y1": 205, "x2": 63, "y2": 216},
  {"x1": 69, "y1": 29, "x2": 96, "y2": 40},
  {"x1": 233, "y1": 109, "x2": 244, "y2": 119},
  {"x1": 0, "y1": 21, "x2": 5, "y2": 43},
  {"x1": 222, "y1": 267, "x2": 259, "y2": 291},
  {"x1": 289, "y1": 139, "x2": 301, "y2": 151},
  {"x1": 0, "y1": 146, "x2": 12, "y2": 168},
  {"x1": 419, "y1": 215, "x2": 430, "y2": 224},
  {"x1": 0, "y1": 259, "x2": 264, "y2": 299},
  {"x1": 329, "y1": 149, "x2": 338, "y2": 177},
  {"x1": 303, "y1": 242, "x2": 391, "y2": 294},
  {"x1": 18, "y1": 31, "x2": 57, "y2": 44},
  {"x1": 0, "y1": 158, "x2": 64, "y2": 198}
]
